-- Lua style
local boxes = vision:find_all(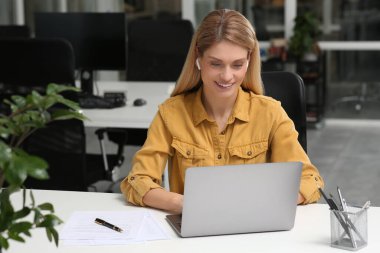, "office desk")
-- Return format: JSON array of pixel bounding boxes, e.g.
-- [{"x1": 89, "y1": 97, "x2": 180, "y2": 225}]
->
[
  {"x1": 8, "y1": 189, "x2": 380, "y2": 253},
  {"x1": 82, "y1": 81, "x2": 174, "y2": 128}
]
